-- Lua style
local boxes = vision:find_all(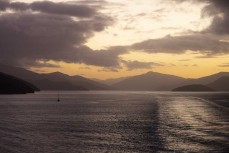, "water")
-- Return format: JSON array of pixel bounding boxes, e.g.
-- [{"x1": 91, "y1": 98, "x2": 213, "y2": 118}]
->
[{"x1": 0, "y1": 91, "x2": 228, "y2": 153}]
